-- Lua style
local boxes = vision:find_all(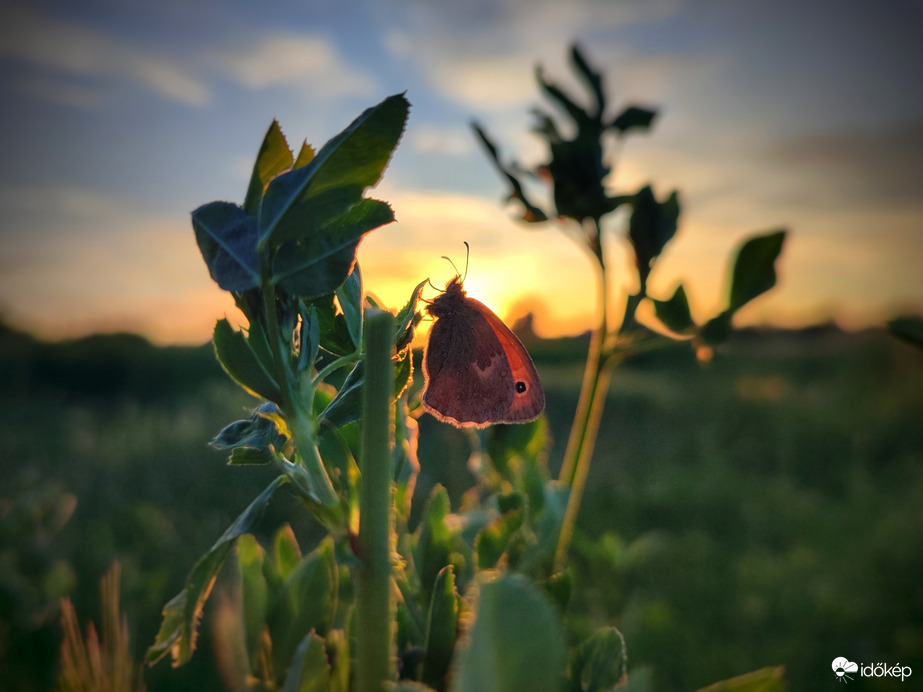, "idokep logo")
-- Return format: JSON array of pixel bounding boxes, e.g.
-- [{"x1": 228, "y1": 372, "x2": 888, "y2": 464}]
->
[
  {"x1": 832, "y1": 657, "x2": 913, "y2": 684},
  {"x1": 832, "y1": 658, "x2": 858, "y2": 683}
]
